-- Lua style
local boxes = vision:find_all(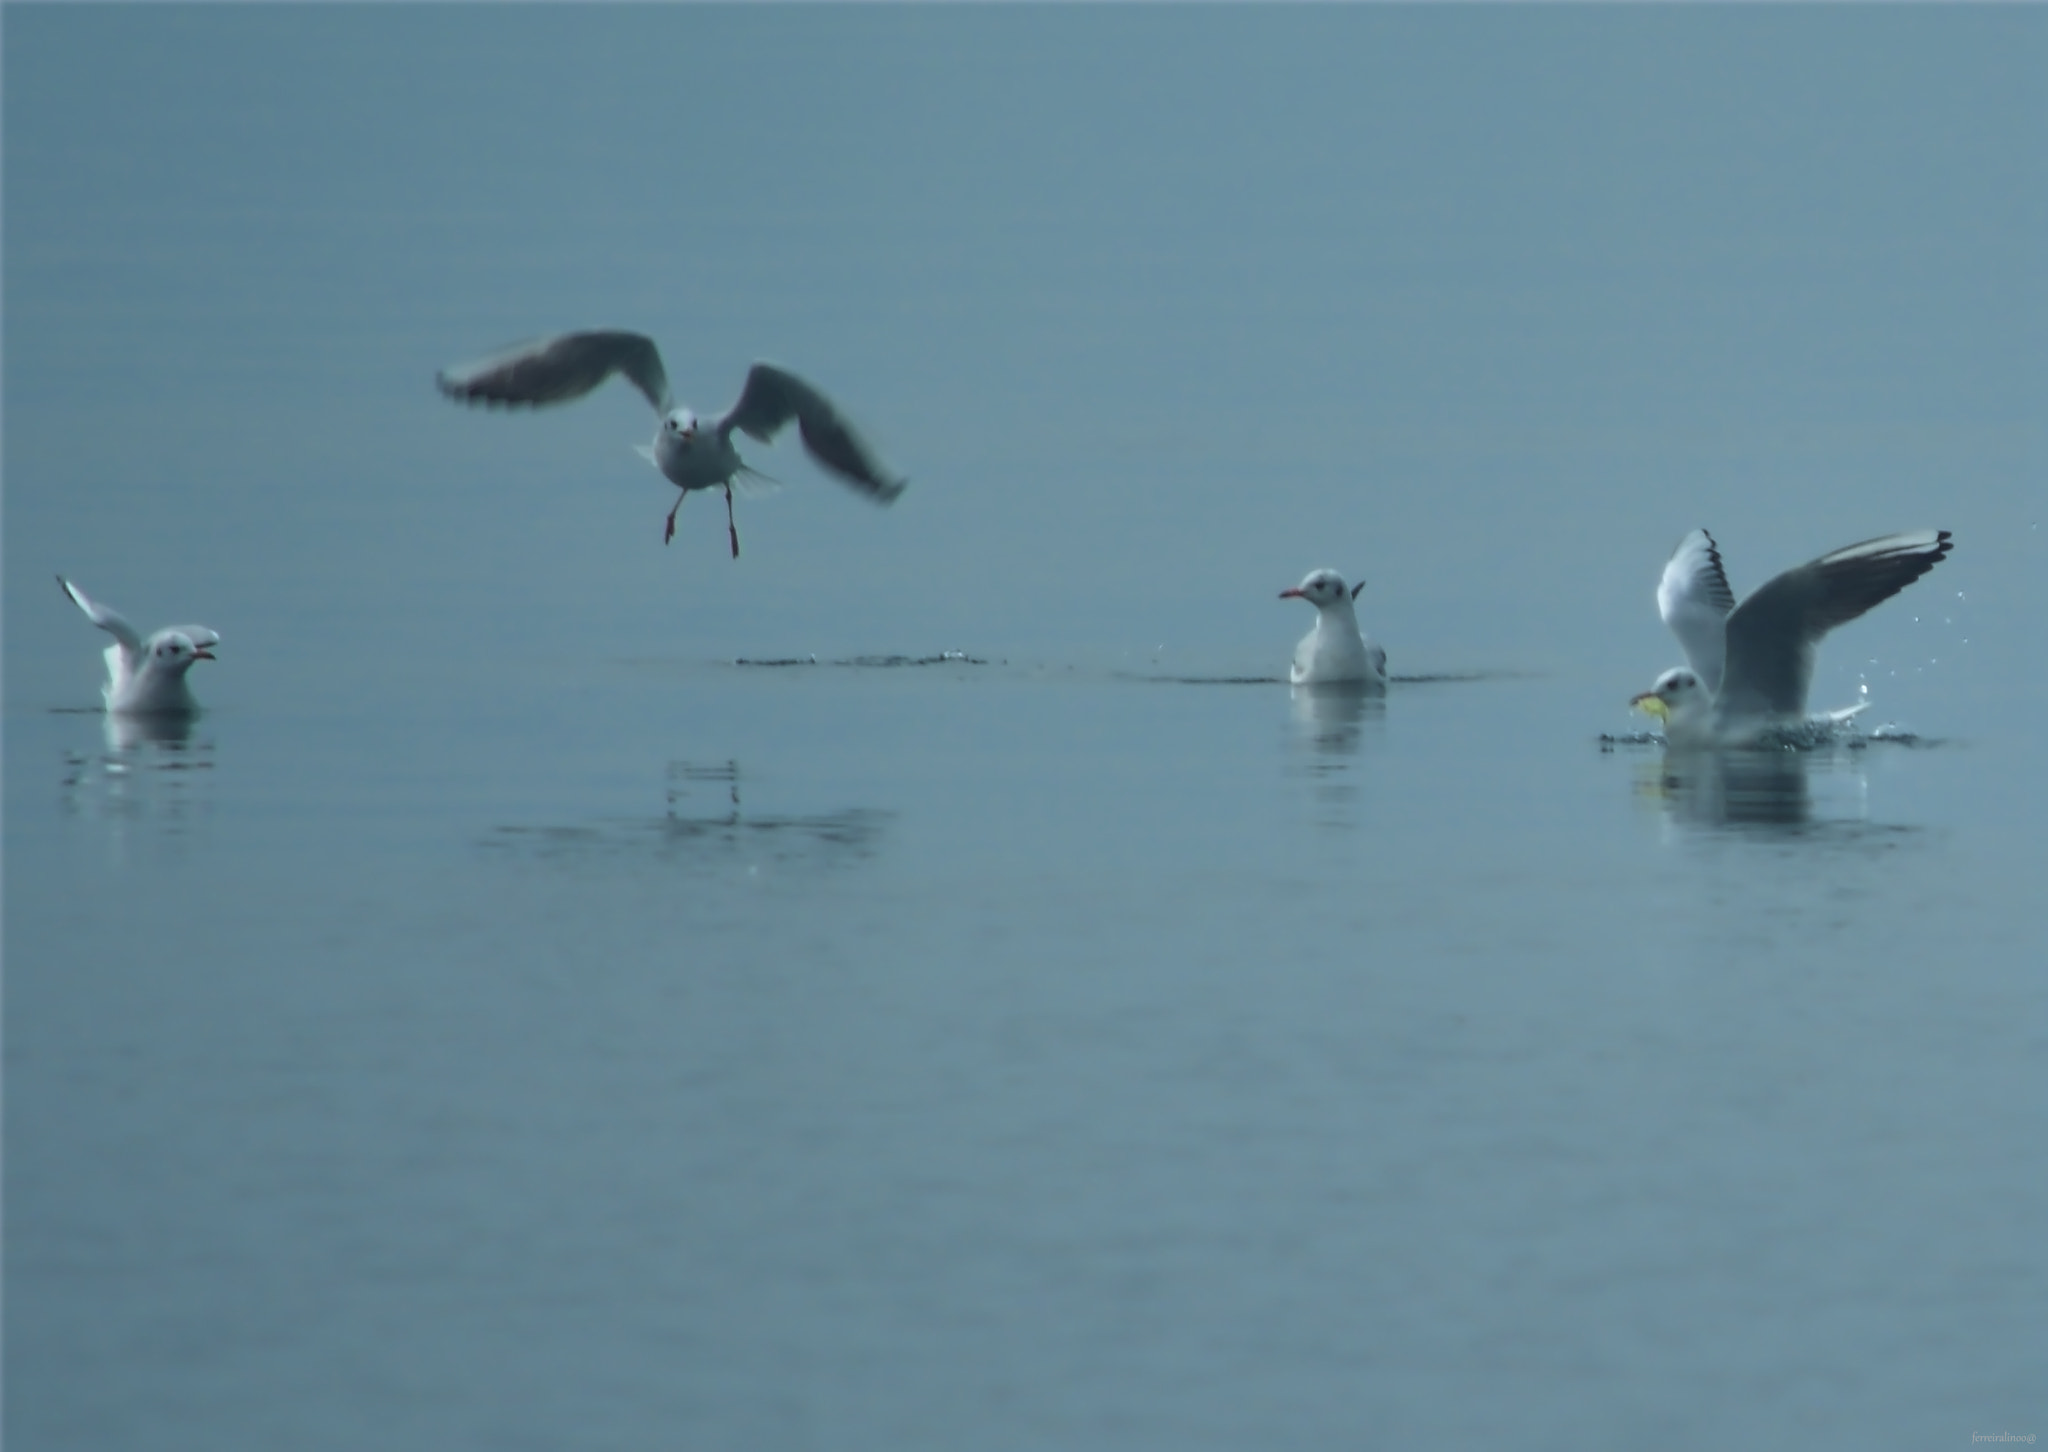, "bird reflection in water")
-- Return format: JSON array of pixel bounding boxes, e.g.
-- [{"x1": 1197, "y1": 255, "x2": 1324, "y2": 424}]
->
[
  {"x1": 59, "y1": 709, "x2": 216, "y2": 832},
  {"x1": 1636, "y1": 746, "x2": 1818, "y2": 829},
  {"x1": 484, "y1": 758, "x2": 888, "y2": 871},
  {"x1": 1290, "y1": 682, "x2": 1386, "y2": 756},
  {"x1": 1286, "y1": 683, "x2": 1386, "y2": 827}
]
